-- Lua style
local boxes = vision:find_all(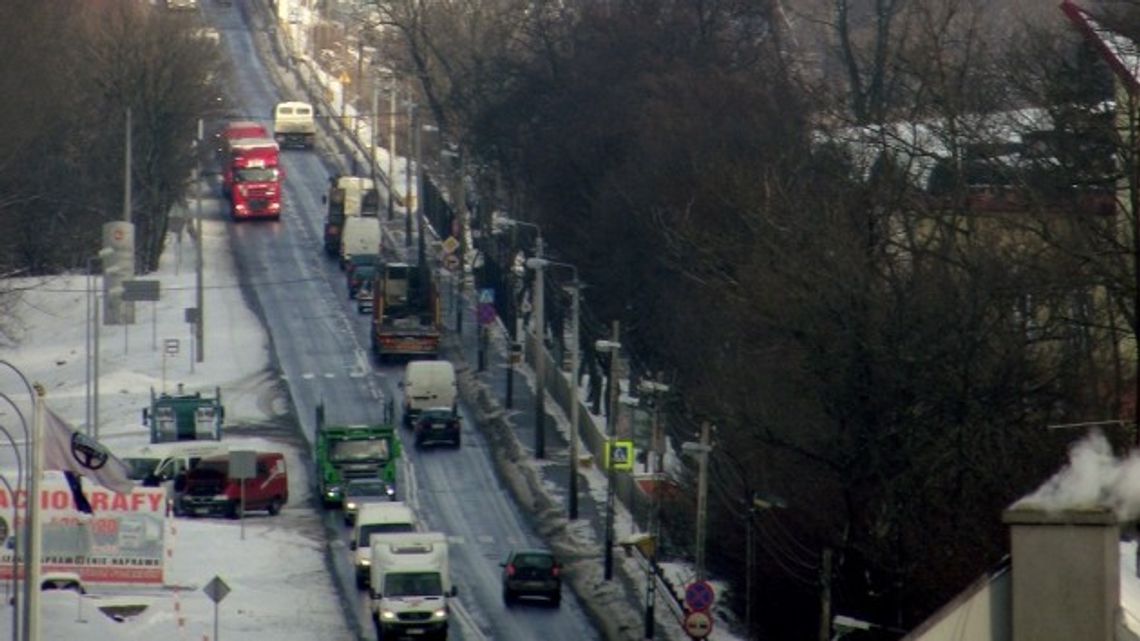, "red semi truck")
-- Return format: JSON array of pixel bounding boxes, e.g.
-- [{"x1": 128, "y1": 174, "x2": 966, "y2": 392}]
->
[{"x1": 225, "y1": 137, "x2": 283, "y2": 221}]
